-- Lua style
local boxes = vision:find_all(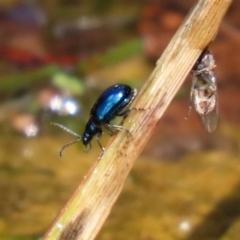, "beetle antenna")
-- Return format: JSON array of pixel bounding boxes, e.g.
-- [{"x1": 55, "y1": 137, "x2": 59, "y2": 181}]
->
[
  {"x1": 51, "y1": 122, "x2": 81, "y2": 138},
  {"x1": 59, "y1": 139, "x2": 82, "y2": 157},
  {"x1": 51, "y1": 122, "x2": 83, "y2": 157}
]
